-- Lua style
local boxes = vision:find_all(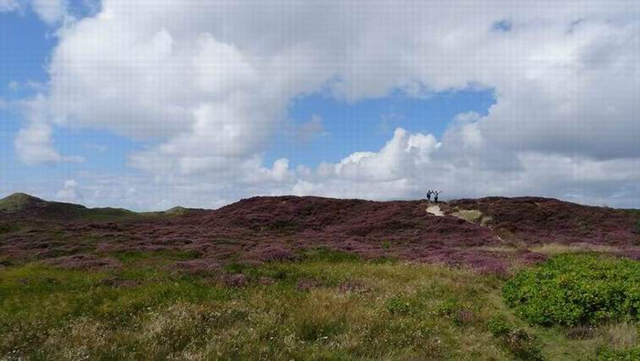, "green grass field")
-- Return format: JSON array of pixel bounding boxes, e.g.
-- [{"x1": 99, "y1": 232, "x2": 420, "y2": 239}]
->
[{"x1": 1, "y1": 250, "x2": 639, "y2": 360}]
